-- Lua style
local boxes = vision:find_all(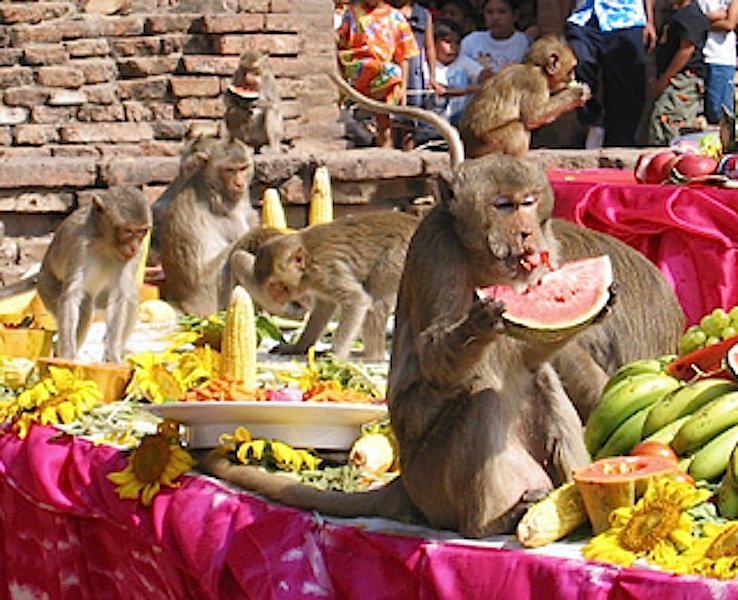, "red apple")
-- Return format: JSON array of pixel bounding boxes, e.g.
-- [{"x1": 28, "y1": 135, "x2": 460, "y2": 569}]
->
[{"x1": 634, "y1": 150, "x2": 679, "y2": 184}]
